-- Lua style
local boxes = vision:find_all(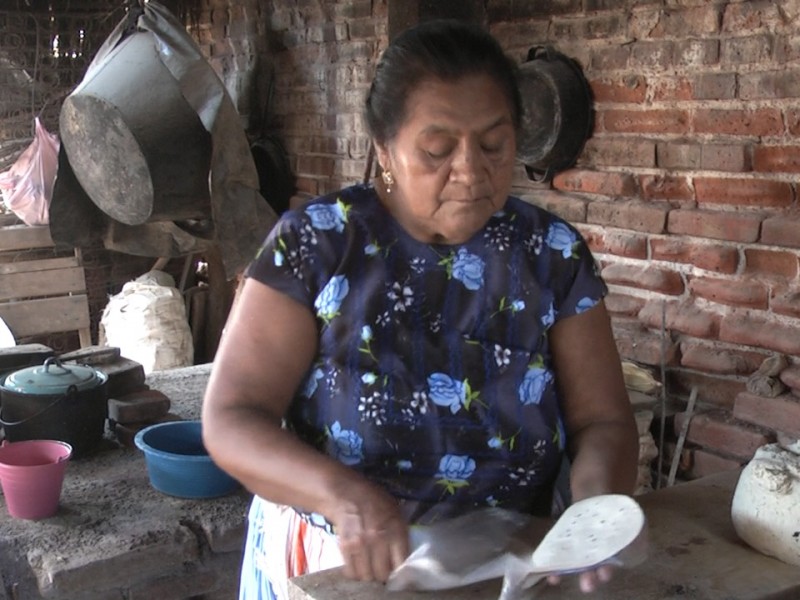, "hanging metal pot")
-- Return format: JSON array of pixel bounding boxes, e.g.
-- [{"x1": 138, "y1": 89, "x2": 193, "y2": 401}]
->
[
  {"x1": 0, "y1": 357, "x2": 108, "y2": 458},
  {"x1": 516, "y1": 46, "x2": 594, "y2": 183}
]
